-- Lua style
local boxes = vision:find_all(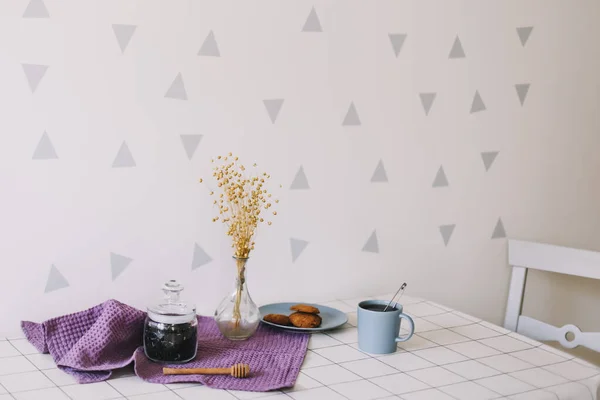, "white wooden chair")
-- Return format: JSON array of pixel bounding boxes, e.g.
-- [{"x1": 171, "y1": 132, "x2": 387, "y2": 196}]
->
[{"x1": 505, "y1": 239, "x2": 600, "y2": 352}]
